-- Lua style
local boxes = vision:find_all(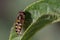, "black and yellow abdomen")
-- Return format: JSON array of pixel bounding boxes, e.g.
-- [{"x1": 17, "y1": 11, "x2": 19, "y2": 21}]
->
[{"x1": 15, "y1": 11, "x2": 25, "y2": 35}]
